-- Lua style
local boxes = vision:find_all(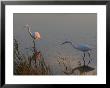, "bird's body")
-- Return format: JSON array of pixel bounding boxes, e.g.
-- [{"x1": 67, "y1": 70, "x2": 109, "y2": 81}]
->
[
  {"x1": 61, "y1": 41, "x2": 92, "y2": 66},
  {"x1": 74, "y1": 44, "x2": 92, "y2": 52},
  {"x1": 32, "y1": 32, "x2": 41, "y2": 40}
]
